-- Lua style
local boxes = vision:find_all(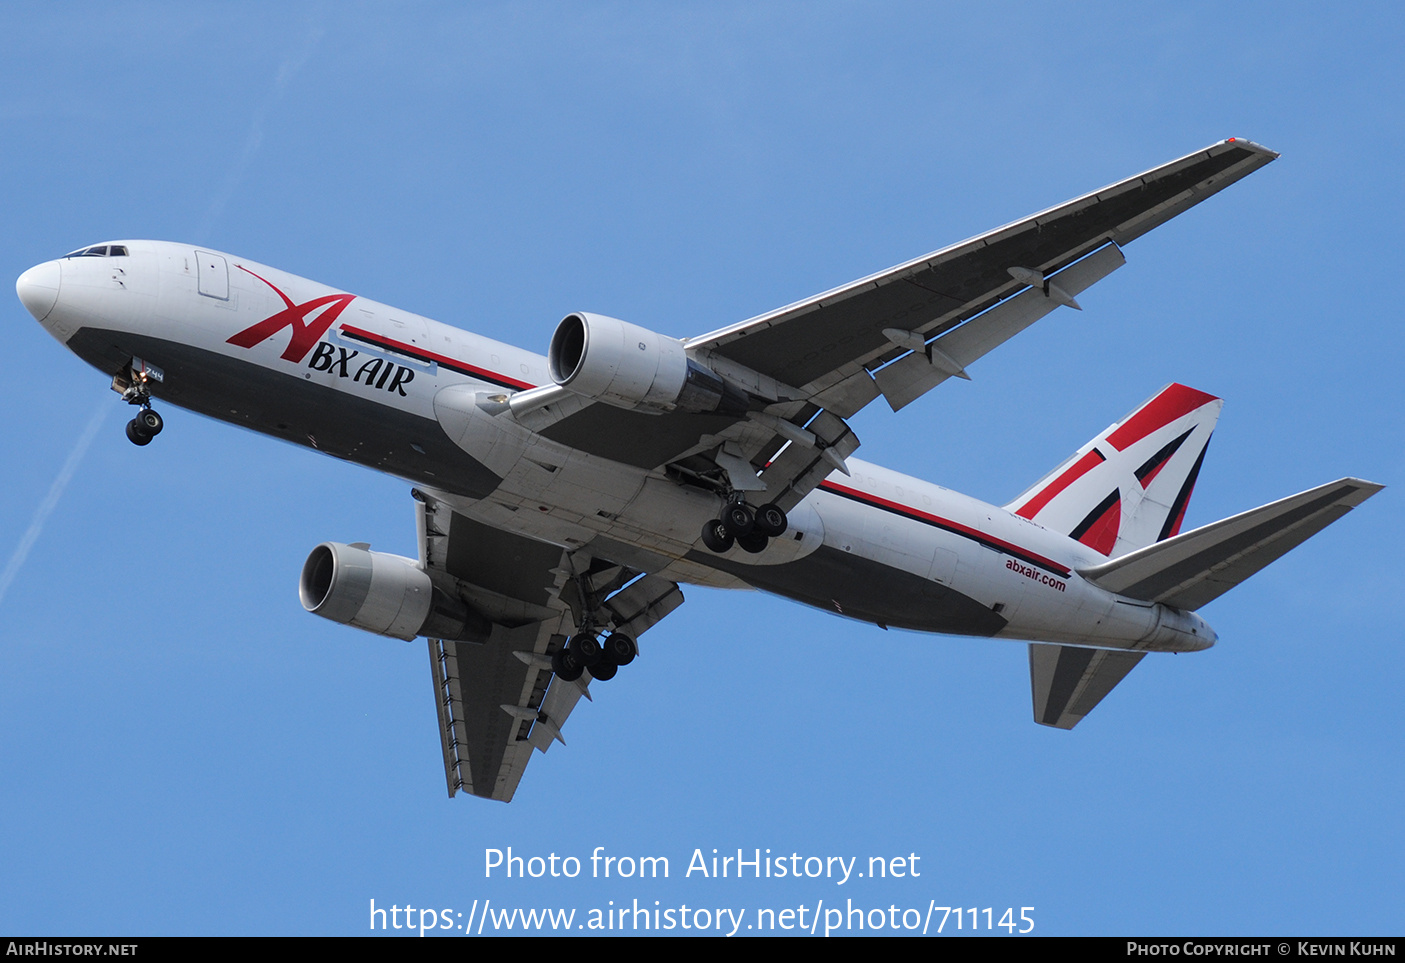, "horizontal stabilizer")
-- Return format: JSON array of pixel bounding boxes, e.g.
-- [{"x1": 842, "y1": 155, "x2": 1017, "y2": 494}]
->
[
  {"x1": 1077, "y1": 478, "x2": 1383, "y2": 610},
  {"x1": 1030, "y1": 643, "x2": 1145, "y2": 729}
]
